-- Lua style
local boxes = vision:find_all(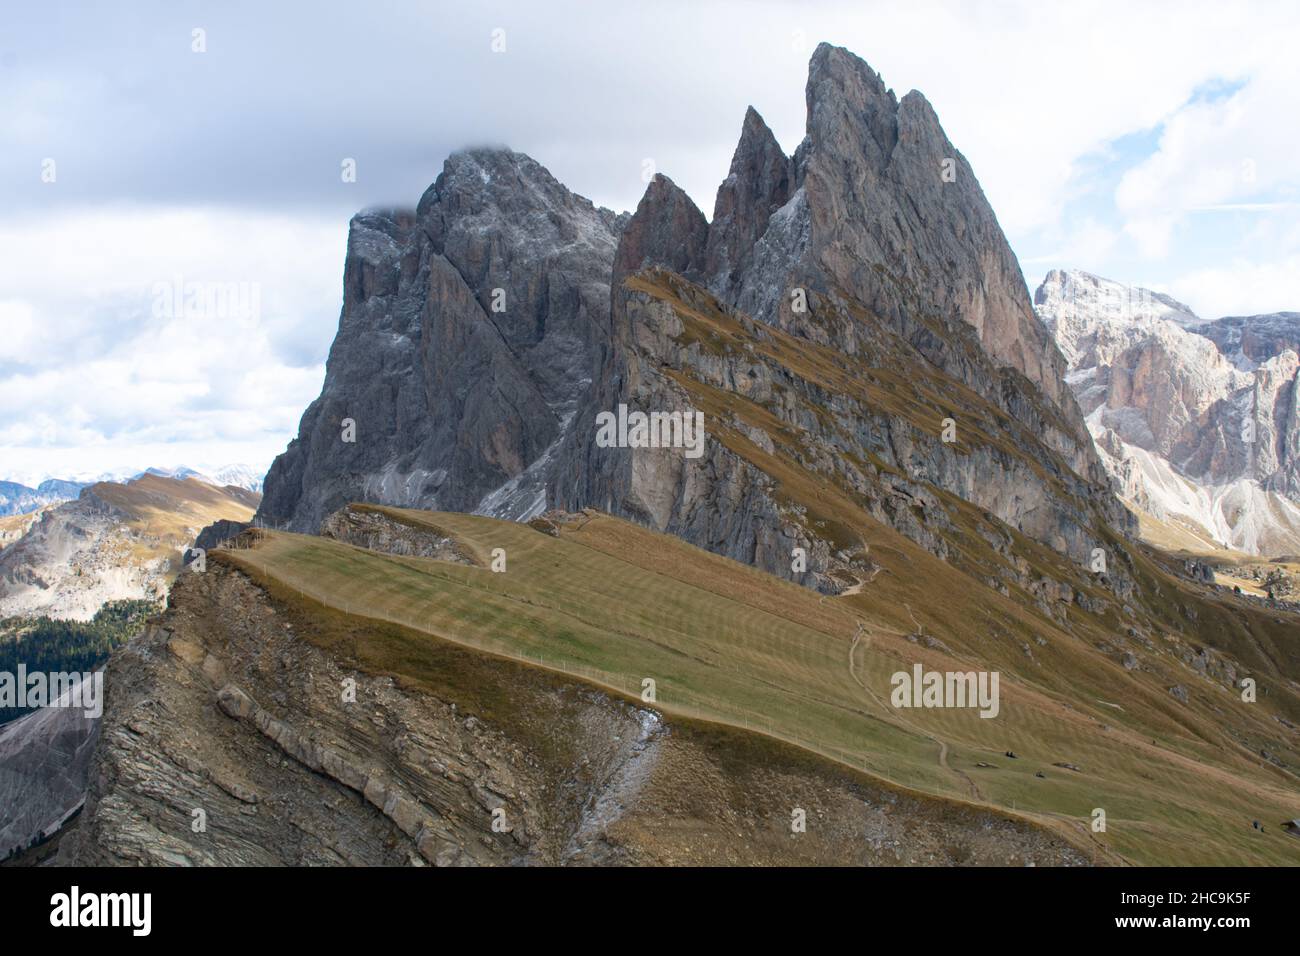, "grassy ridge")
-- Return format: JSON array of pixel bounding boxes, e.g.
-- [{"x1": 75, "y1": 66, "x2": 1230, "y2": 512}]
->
[{"x1": 219, "y1": 508, "x2": 1300, "y2": 866}]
